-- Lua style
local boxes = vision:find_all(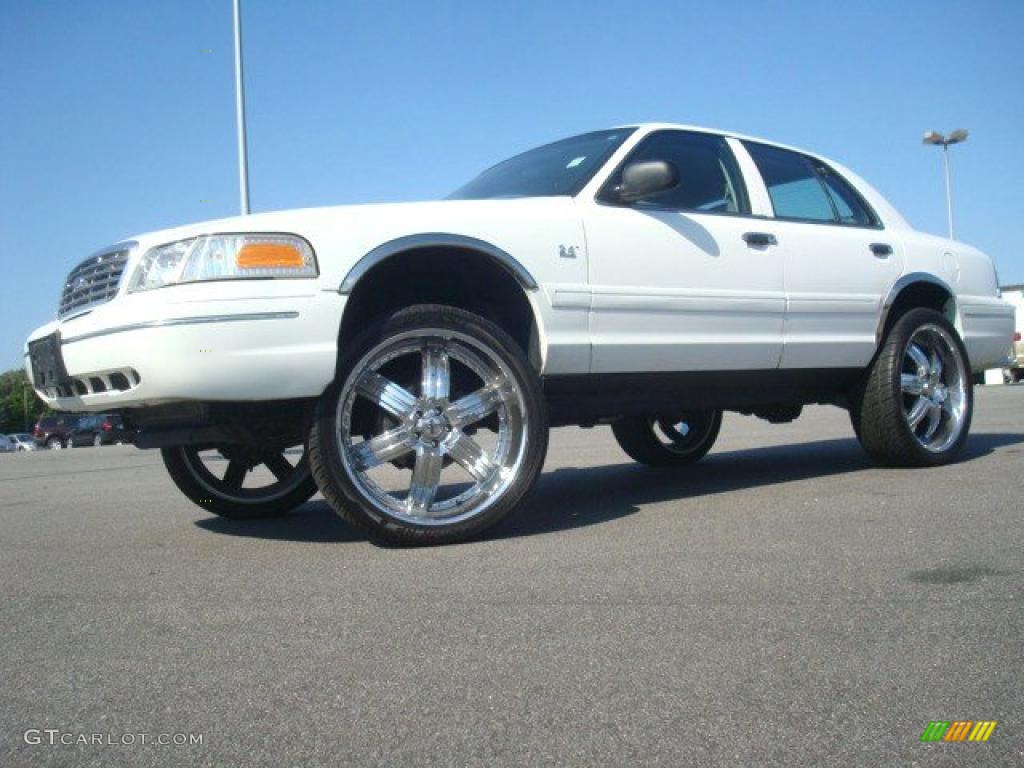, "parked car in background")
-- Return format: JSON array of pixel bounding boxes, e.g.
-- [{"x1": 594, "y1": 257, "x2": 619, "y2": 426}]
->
[
  {"x1": 0, "y1": 434, "x2": 15, "y2": 453},
  {"x1": 33, "y1": 414, "x2": 81, "y2": 450},
  {"x1": 1011, "y1": 332, "x2": 1024, "y2": 383},
  {"x1": 24, "y1": 123, "x2": 1016, "y2": 544},
  {"x1": 9, "y1": 434, "x2": 37, "y2": 452},
  {"x1": 69, "y1": 413, "x2": 130, "y2": 447},
  {"x1": 999, "y1": 284, "x2": 1023, "y2": 383}
]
